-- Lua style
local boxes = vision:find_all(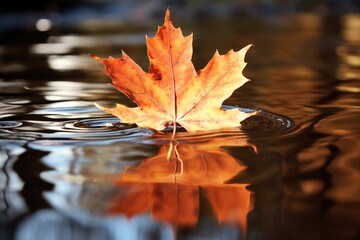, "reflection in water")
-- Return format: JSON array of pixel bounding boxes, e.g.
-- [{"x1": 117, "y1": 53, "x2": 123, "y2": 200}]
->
[
  {"x1": 47, "y1": 130, "x2": 255, "y2": 238},
  {"x1": 315, "y1": 111, "x2": 360, "y2": 202},
  {"x1": 272, "y1": 12, "x2": 360, "y2": 240},
  {"x1": 14, "y1": 210, "x2": 173, "y2": 240},
  {"x1": 108, "y1": 183, "x2": 250, "y2": 234},
  {"x1": 108, "y1": 132, "x2": 254, "y2": 232},
  {"x1": 10, "y1": 130, "x2": 256, "y2": 240},
  {"x1": 0, "y1": 140, "x2": 27, "y2": 224},
  {"x1": 117, "y1": 132, "x2": 253, "y2": 185}
]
